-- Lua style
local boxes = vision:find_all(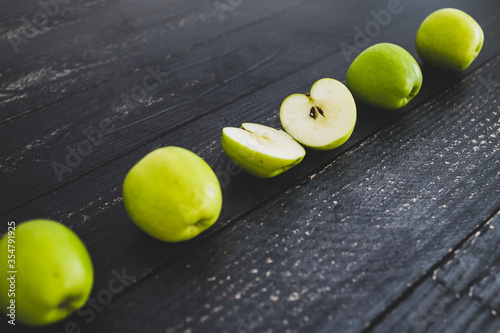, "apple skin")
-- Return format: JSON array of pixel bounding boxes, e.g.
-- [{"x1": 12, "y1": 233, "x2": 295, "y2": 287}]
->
[
  {"x1": 280, "y1": 78, "x2": 357, "y2": 150},
  {"x1": 346, "y1": 43, "x2": 423, "y2": 110},
  {"x1": 123, "y1": 146, "x2": 222, "y2": 242},
  {"x1": 416, "y1": 8, "x2": 484, "y2": 71},
  {"x1": 0, "y1": 219, "x2": 94, "y2": 326},
  {"x1": 221, "y1": 123, "x2": 306, "y2": 178}
]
